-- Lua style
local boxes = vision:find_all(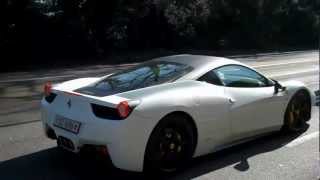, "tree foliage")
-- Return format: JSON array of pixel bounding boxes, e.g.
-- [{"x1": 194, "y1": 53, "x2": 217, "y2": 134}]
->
[{"x1": 0, "y1": 0, "x2": 319, "y2": 63}]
